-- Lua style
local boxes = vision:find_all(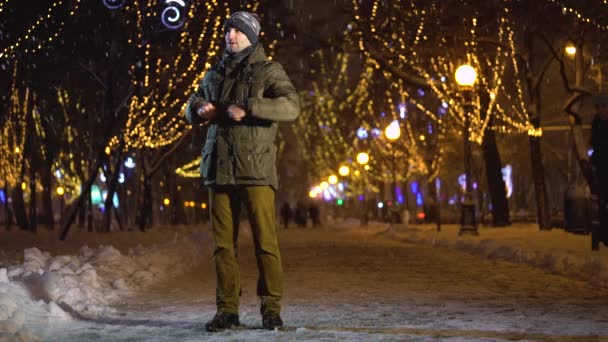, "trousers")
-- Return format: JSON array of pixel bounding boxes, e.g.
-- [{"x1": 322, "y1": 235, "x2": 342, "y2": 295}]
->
[{"x1": 209, "y1": 185, "x2": 283, "y2": 315}]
